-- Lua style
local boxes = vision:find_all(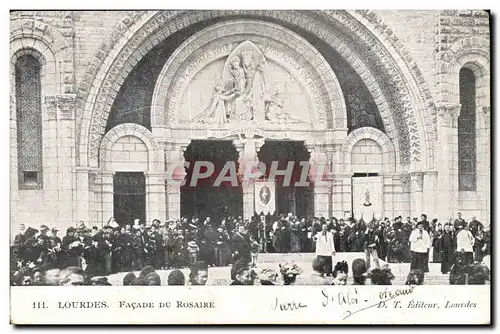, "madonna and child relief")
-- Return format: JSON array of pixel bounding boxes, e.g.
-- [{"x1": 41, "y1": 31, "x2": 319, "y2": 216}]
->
[{"x1": 186, "y1": 41, "x2": 305, "y2": 125}]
